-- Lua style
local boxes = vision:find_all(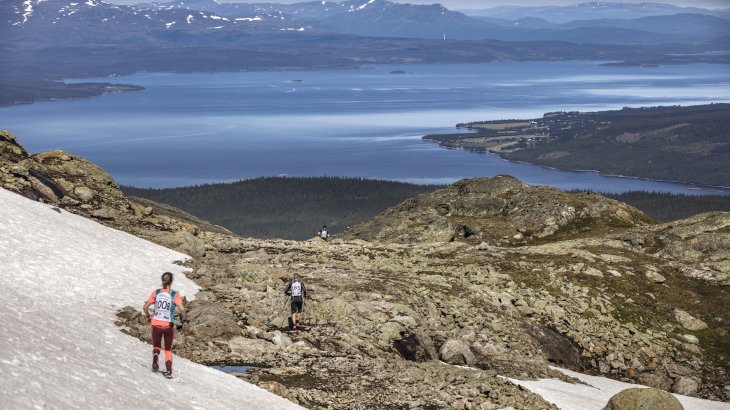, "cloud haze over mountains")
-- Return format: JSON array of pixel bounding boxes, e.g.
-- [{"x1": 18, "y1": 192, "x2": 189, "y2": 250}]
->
[{"x1": 104, "y1": 0, "x2": 730, "y2": 9}]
